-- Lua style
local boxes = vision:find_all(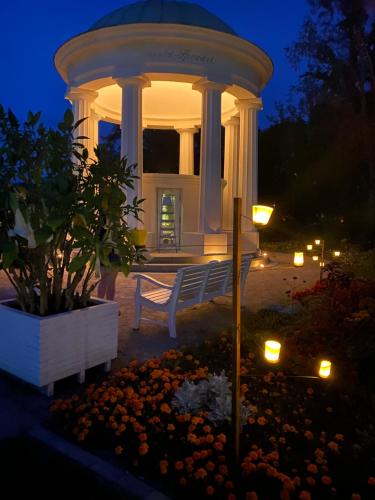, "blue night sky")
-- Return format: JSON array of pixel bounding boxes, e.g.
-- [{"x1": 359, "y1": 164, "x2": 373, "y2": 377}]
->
[{"x1": 0, "y1": 0, "x2": 309, "y2": 129}]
